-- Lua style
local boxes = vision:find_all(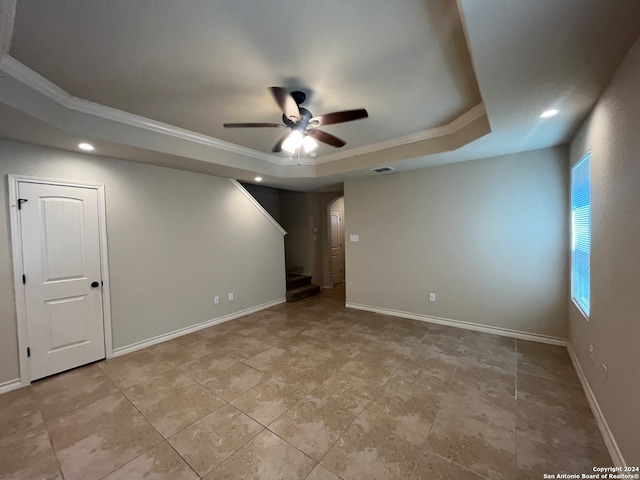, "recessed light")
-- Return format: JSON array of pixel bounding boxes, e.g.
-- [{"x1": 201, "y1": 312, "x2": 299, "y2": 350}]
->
[
  {"x1": 254, "y1": 176, "x2": 262, "y2": 182},
  {"x1": 78, "y1": 143, "x2": 95, "y2": 151},
  {"x1": 539, "y1": 109, "x2": 558, "y2": 118}
]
